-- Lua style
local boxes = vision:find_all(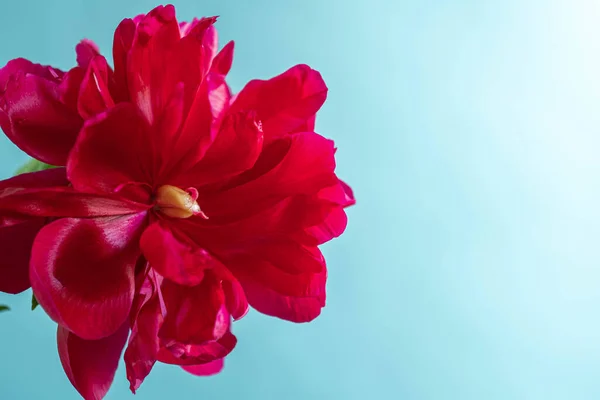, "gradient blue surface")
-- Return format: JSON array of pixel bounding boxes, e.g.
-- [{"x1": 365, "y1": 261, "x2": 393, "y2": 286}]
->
[{"x1": 2, "y1": 0, "x2": 600, "y2": 399}]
